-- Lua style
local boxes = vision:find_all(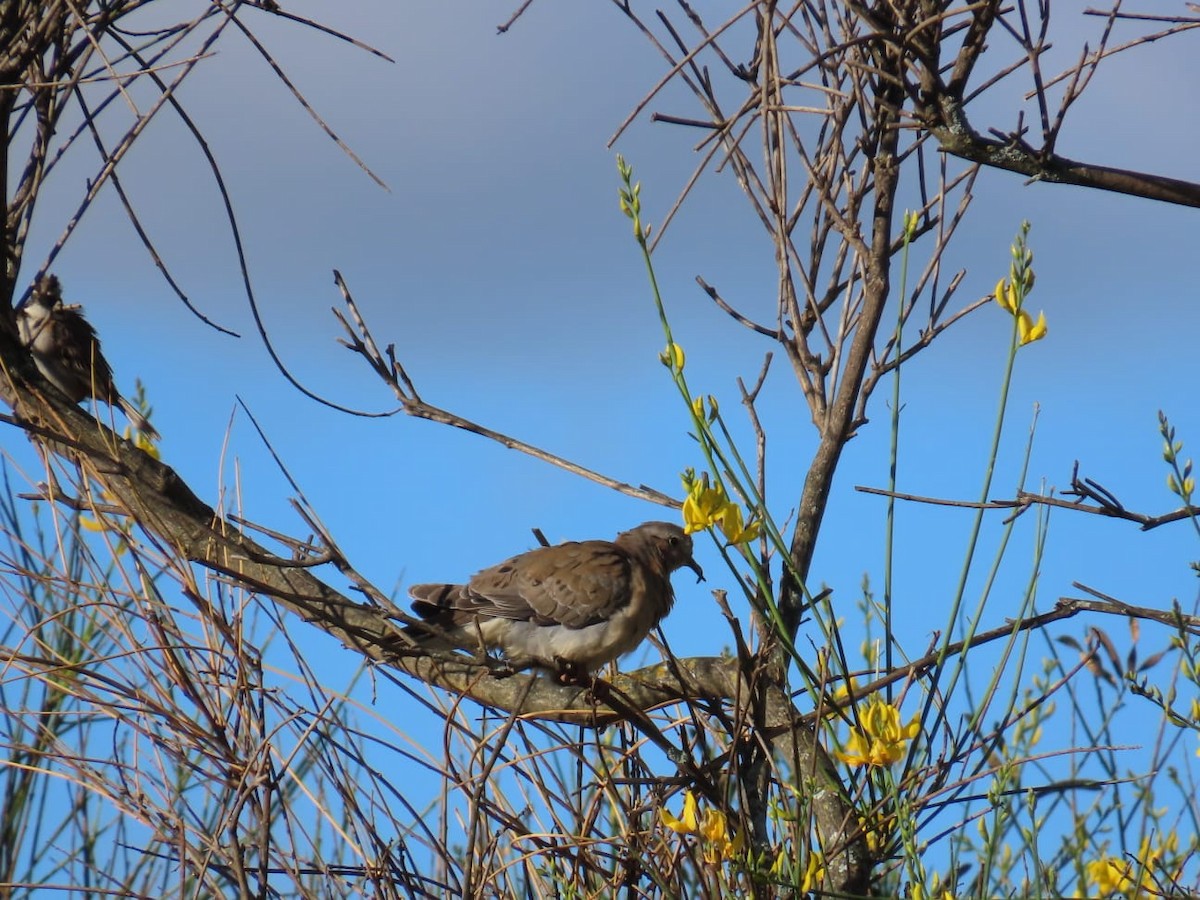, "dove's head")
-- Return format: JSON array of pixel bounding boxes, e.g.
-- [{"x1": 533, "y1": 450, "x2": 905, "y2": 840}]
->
[
  {"x1": 25, "y1": 274, "x2": 63, "y2": 312},
  {"x1": 621, "y1": 521, "x2": 705, "y2": 583}
]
